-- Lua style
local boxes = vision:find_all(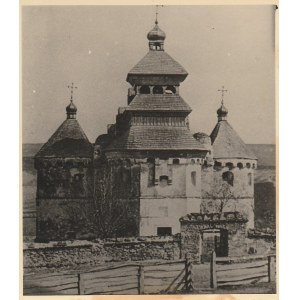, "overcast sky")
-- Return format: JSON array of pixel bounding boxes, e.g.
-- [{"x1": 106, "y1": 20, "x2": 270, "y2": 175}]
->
[{"x1": 22, "y1": 5, "x2": 276, "y2": 144}]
